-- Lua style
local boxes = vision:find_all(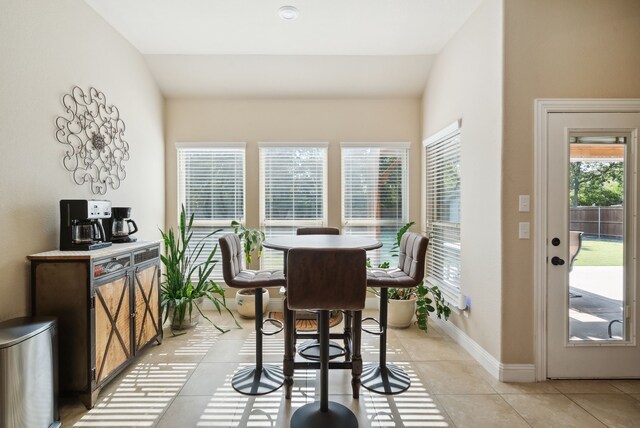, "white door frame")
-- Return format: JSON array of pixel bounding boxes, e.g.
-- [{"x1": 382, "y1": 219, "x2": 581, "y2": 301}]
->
[{"x1": 534, "y1": 99, "x2": 640, "y2": 381}]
